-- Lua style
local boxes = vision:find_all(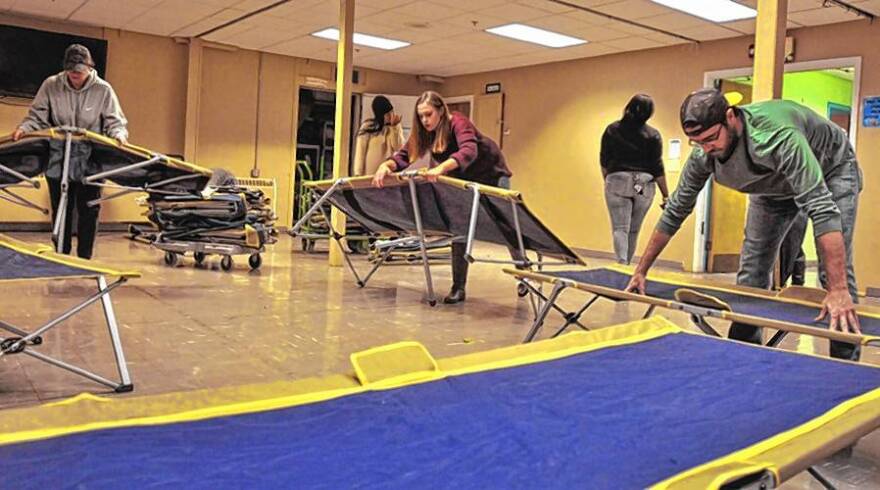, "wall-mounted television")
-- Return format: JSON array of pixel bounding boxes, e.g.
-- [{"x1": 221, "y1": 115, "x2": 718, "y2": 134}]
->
[{"x1": 0, "y1": 25, "x2": 108, "y2": 98}]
